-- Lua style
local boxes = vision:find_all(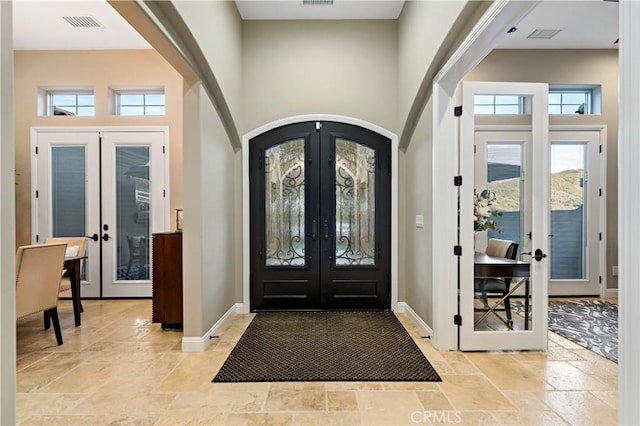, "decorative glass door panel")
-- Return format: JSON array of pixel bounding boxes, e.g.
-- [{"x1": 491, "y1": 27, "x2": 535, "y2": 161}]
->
[
  {"x1": 265, "y1": 139, "x2": 306, "y2": 266},
  {"x1": 250, "y1": 122, "x2": 391, "y2": 311},
  {"x1": 335, "y1": 139, "x2": 376, "y2": 266}
]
